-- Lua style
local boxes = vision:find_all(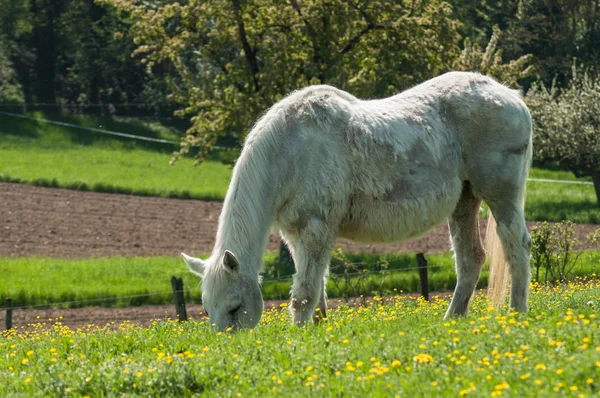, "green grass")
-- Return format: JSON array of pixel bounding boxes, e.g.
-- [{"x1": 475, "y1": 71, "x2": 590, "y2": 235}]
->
[
  {"x1": 2, "y1": 252, "x2": 598, "y2": 309},
  {"x1": 1, "y1": 279, "x2": 598, "y2": 396},
  {"x1": 1, "y1": 112, "x2": 600, "y2": 220},
  {"x1": 525, "y1": 175, "x2": 600, "y2": 224},
  {"x1": 0, "y1": 112, "x2": 233, "y2": 200}
]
